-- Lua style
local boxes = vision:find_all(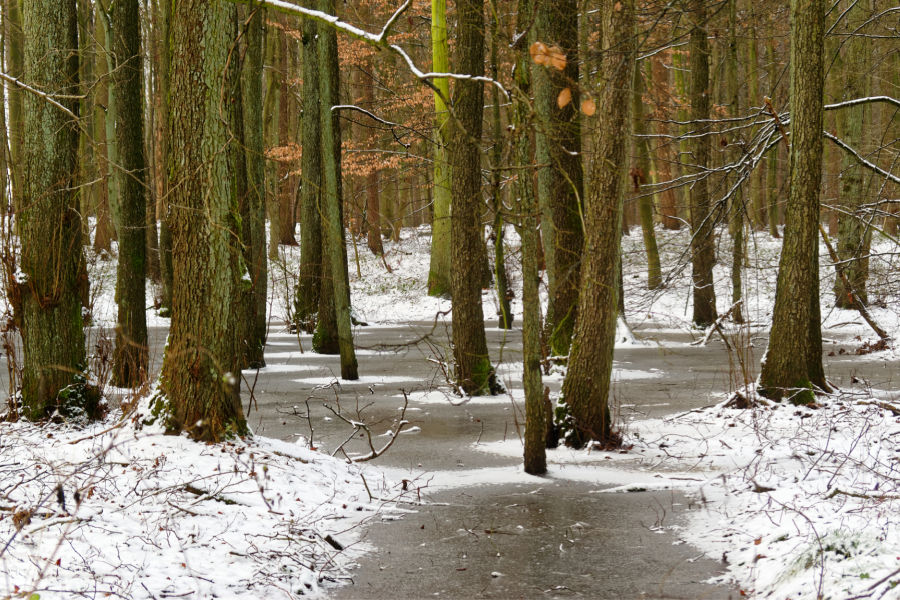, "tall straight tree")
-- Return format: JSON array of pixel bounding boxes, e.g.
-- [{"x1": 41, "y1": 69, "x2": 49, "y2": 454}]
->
[
  {"x1": 632, "y1": 63, "x2": 662, "y2": 290},
  {"x1": 832, "y1": 0, "x2": 871, "y2": 309},
  {"x1": 20, "y1": 0, "x2": 86, "y2": 417},
  {"x1": 317, "y1": 0, "x2": 358, "y2": 380},
  {"x1": 514, "y1": 0, "x2": 546, "y2": 474},
  {"x1": 241, "y1": 4, "x2": 268, "y2": 367},
  {"x1": 450, "y1": 0, "x2": 497, "y2": 395},
  {"x1": 6, "y1": 0, "x2": 23, "y2": 212},
  {"x1": 111, "y1": 0, "x2": 149, "y2": 387},
  {"x1": 428, "y1": 0, "x2": 450, "y2": 296},
  {"x1": 293, "y1": 10, "x2": 323, "y2": 332},
  {"x1": 427, "y1": 0, "x2": 452, "y2": 297},
  {"x1": 161, "y1": 0, "x2": 246, "y2": 440},
  {"x1": 687, "y1": 0, "x2": 717, "y2": 327},
  {"x1": 532, "y1": 0, "x2": 584, "y2": 356},
  {"x1": 758, "y1": 0, "x2": 829, "y2": 404},
  {"x1": 560, "y1": 0, "x2": 635, "y2": 447}
]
